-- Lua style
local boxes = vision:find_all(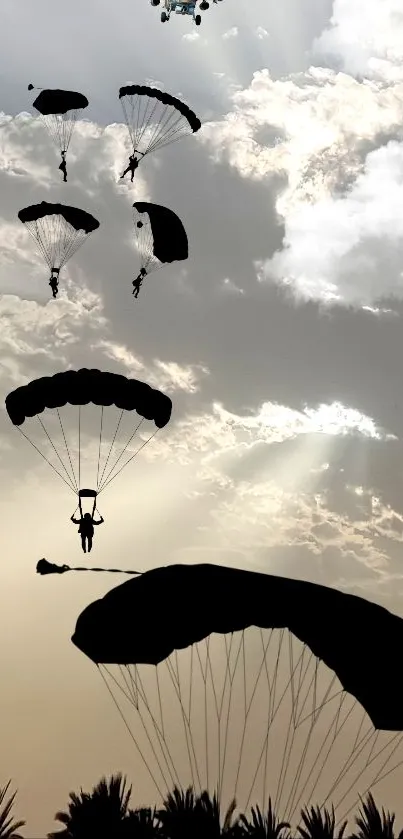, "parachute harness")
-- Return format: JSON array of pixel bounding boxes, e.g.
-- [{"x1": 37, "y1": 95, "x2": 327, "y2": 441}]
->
[{"x1": 94, "y1": 628, "x2": 403, "y2": 830}]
